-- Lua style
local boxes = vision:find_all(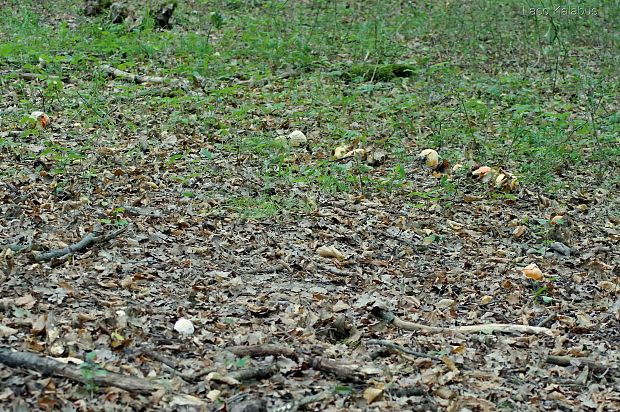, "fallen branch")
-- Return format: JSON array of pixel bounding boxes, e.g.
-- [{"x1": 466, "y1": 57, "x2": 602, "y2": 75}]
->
[
  {"x1": 372, "y1": 306, "x2": 555, "y2": 336},
  {"x1": 100, "y1": 64, "x2": 188, "y2": 88},
  {"x1": 33, "y1": 226, "x2": 127, "y2": 262},
  {"x1": 227, "y1": 344, "x2": 297, "y2": 360},
  {"x1": 229, "y1": 365, "x2": 278, "y2": 382},
  {"x1": 312, "y1": 357, "x2": 366, "y2": 381},
  {"x1": 206, "y1": 365, "x2": 278, "y2": 385},
  {"x1": 0, "y1": 348, "x2": 161, "y2": 394},
  {"x1": 546, "y1": 355, "x2": 612, "y2": 374},
  {"x1": 537, "y1": 313, "x2": 557, "y2": 327}
]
